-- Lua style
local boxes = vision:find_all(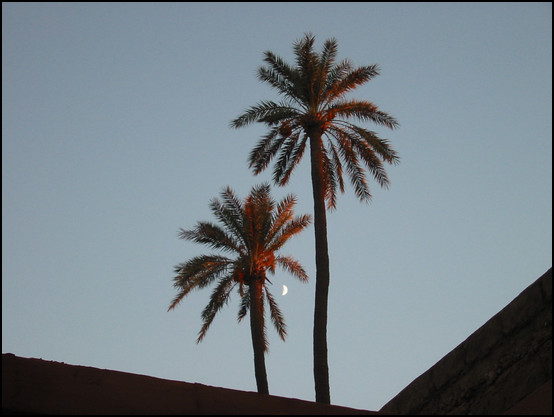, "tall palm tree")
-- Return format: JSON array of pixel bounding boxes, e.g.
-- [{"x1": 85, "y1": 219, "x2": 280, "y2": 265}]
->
[
  {"x1": 230, "y1": 33, "x2": 400, "y2": 403},
  {"x1": 168, "y1": 183, "x2": 311, "y2": 395}
]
